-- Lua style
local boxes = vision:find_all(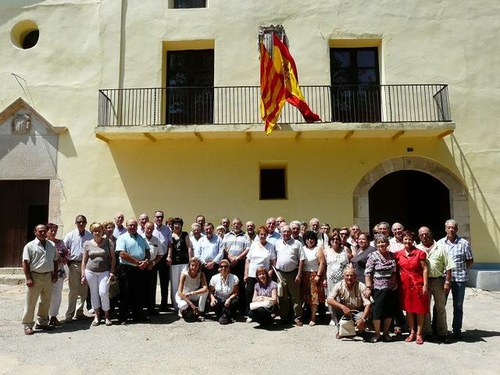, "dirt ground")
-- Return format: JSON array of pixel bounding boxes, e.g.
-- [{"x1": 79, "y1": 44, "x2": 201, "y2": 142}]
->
[{"x1": 1, "y1": 284, "x2": 499, "y2": 375}]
